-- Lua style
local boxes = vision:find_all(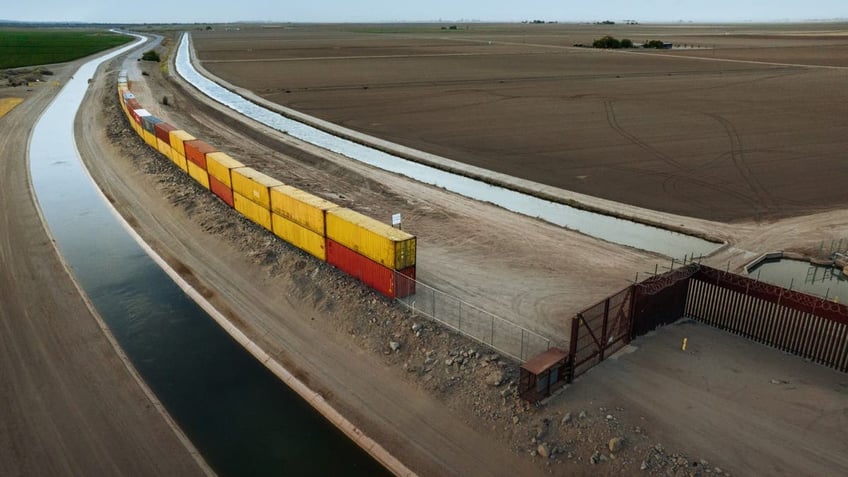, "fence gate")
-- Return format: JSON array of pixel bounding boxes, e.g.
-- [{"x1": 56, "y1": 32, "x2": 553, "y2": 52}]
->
[
  {"x1": 567, "y1": 286, "x2": 633, "y2": 380},
  {"x1": 631, "y1": 264, "x2": 698, "y2": 337}
]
